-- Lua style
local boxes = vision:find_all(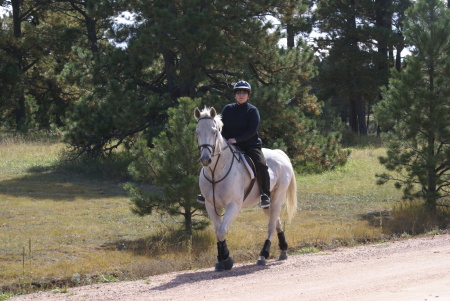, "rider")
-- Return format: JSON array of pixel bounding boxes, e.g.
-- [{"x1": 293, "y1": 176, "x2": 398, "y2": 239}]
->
[{"x1": 197, "y1": 80, "x2": 271, "y2": 208}]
